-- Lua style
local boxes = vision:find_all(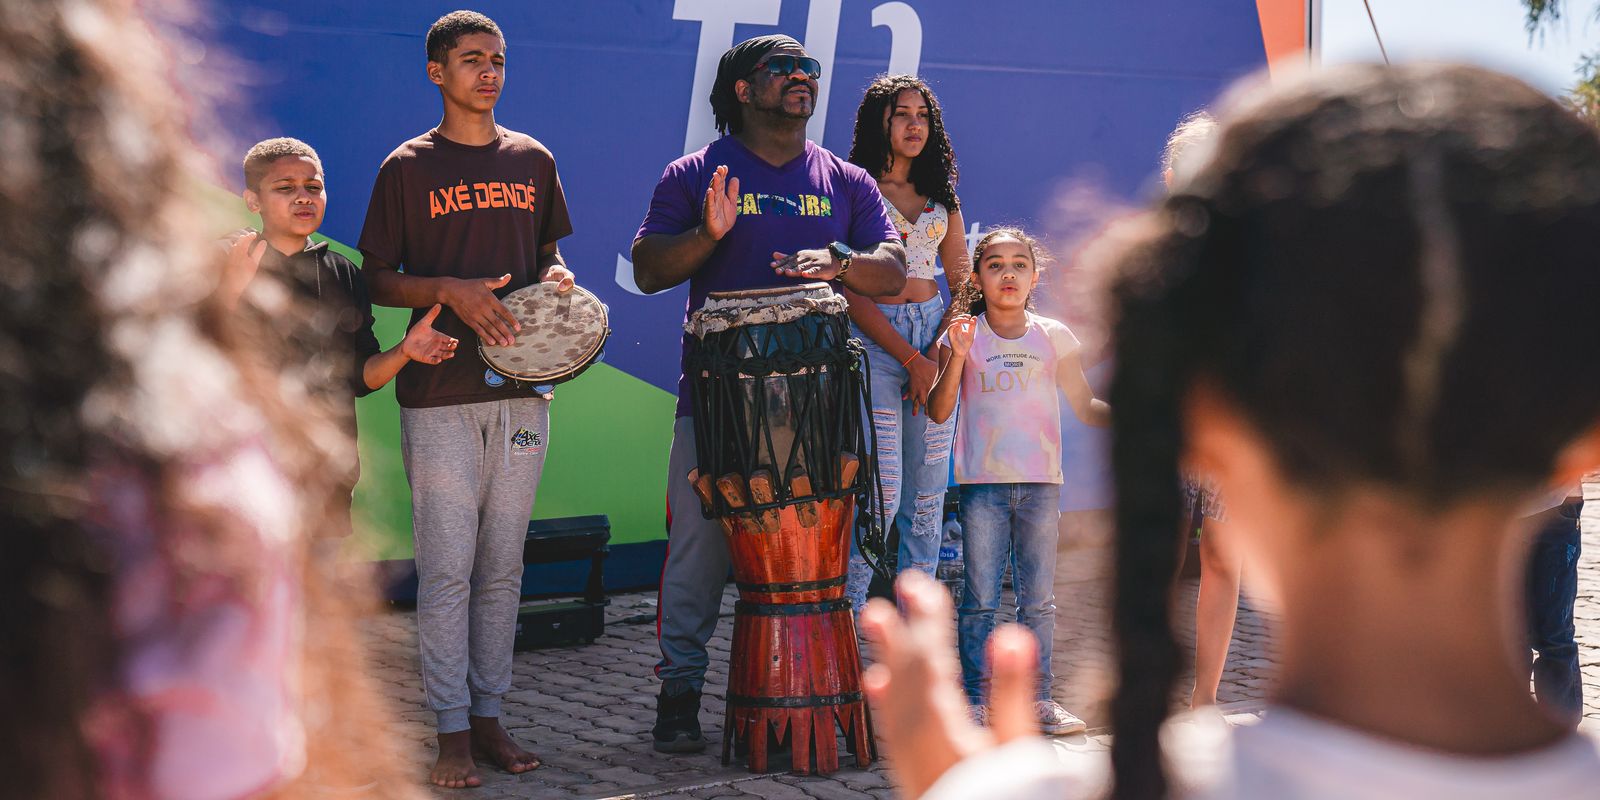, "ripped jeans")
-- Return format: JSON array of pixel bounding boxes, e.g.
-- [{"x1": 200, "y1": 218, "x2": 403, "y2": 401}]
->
[{"x1": 847, "y1": 295, "x2": 956, "y2": 609}]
